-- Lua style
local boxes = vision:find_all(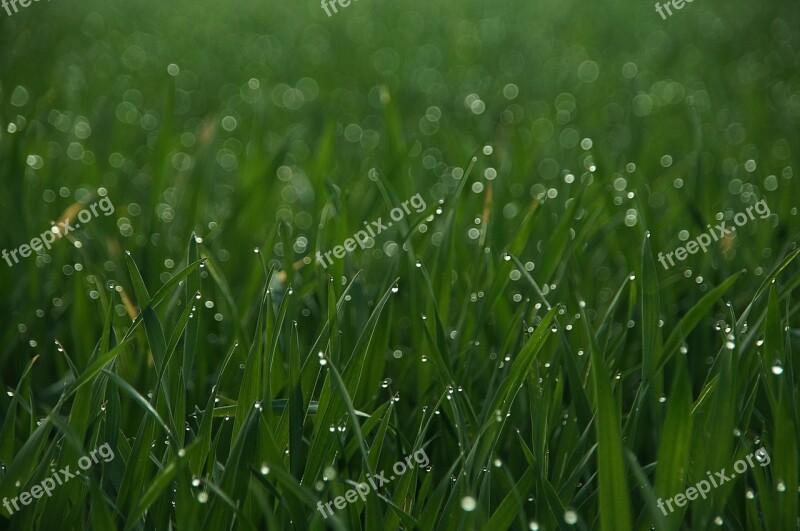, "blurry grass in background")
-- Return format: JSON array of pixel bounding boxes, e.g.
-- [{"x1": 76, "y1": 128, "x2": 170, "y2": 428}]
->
[{"x1": 1, "y1": 0, "x2": 799, "y2": 528}]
